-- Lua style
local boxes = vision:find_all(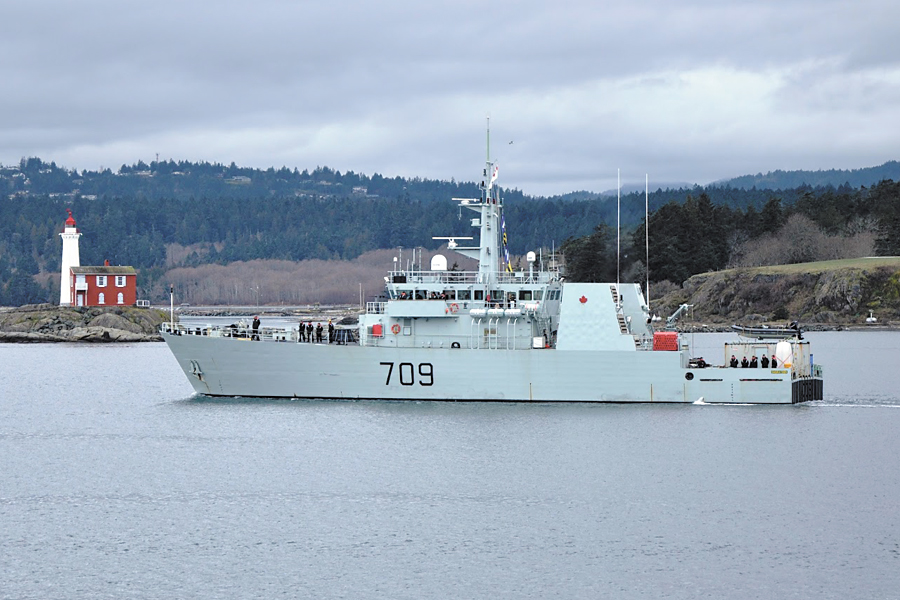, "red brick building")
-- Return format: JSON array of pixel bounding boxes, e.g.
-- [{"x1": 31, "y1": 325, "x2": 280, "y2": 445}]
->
[{"x1": 70, "y1": 265, "x2": 137, "y2": 307}]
